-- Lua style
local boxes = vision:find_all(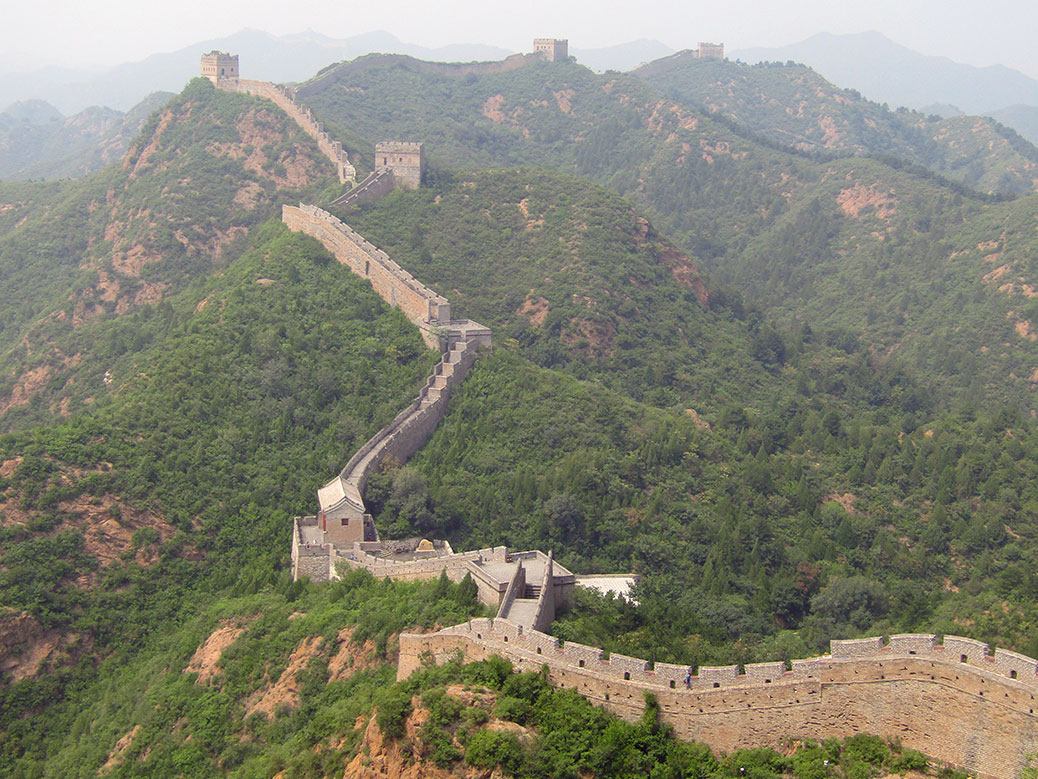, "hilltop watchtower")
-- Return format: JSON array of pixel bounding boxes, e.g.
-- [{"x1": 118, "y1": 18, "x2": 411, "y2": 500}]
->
[
  {"x1": 375, "y1": 141, "x2": 425, "y2": 190},
  {"x1": 694, "y1": 42, "x2": 724, "y2": 60},
  {"x1": 201, "y1": 51, "x2": 239, "y2": 84},
  {"x1": 533, "y1": 38, "x2": 569, "y2": 62}
]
